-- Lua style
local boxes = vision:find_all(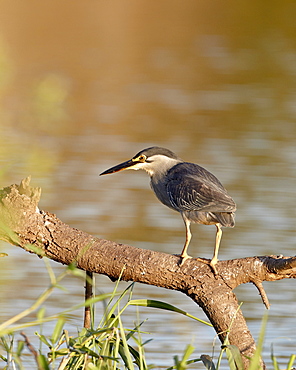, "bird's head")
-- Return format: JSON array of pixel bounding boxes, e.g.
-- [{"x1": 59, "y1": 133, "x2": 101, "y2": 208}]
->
[{"x1": 100, "y1": 146, "x2": 182, "y2": 177}]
